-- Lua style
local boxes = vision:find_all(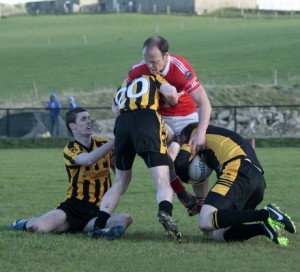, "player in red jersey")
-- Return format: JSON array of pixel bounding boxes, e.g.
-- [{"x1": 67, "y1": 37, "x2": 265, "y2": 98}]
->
[{"x1": 122, "y1": 36, "x2": 212, "y2": 213}]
